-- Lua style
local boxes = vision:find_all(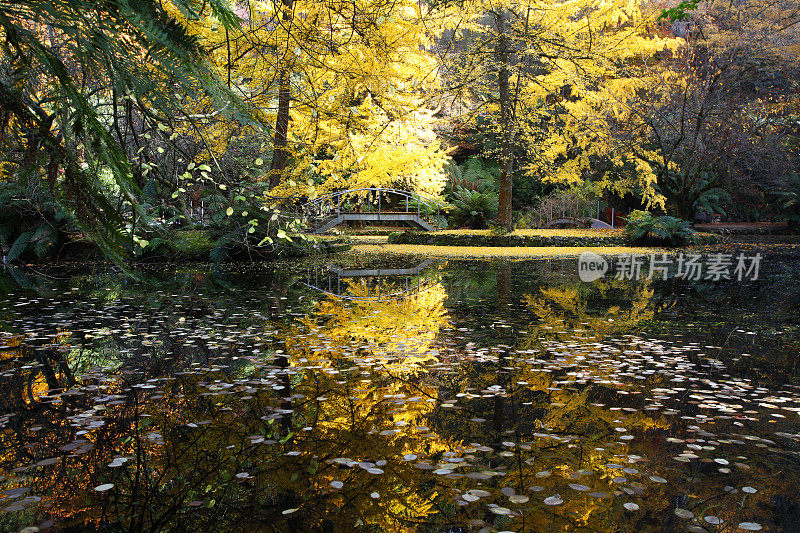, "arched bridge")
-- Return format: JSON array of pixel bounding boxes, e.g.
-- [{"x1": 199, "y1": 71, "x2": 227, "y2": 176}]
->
[{"x1": 302, "y1": 188, "x2": 445, "y2": 234}]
